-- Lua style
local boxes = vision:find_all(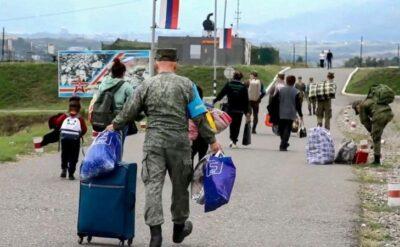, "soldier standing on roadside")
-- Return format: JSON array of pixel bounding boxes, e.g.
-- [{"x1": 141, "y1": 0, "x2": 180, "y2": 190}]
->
[{"x1": 107, "y1": 49, "x2": 220, "y2": 247}]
